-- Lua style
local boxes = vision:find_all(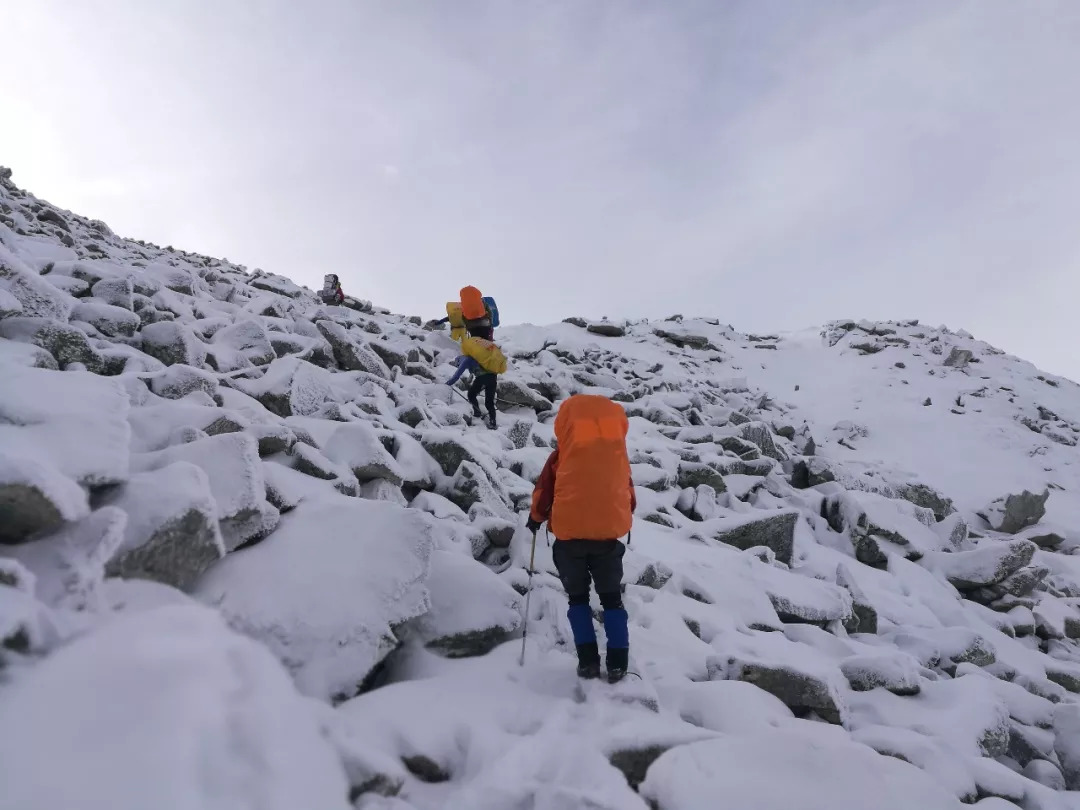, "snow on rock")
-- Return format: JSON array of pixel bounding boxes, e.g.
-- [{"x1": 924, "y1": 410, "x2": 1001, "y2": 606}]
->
[
  {"x1": 139, "y1": 320, "x2": 208, "y2": 367},
  {"x1": 923, "y1": 539, "x2": 1037, "y2": 590},
  {"x1": 148, "y1": 364, "x2": 220, "y2": 402},
  {"x1": 195, "y1": 496, "x2": 433, "y2": 702},
  {"x1": 230, "y1": 355, "x2": 337, "y2": 417},
  {"x1": 639, "y1": 726, "x2": 964, "y2": 810},
  {"x1": 840, "y1": 651, "x2": 922, "y2": 695},
  {"x1": 979, "y1": 489, "x2": 1050, "y2": 534},
  {"x1": 0, "y1": 315, "x2": 103, "y2": 371},
  {"x1": 100, "y1": 462, "x2": 225, "y2": 591},
  {"x1": 714, "y1": 654, "x2": 850, "y2": 726},
  {"x1": 70, "y1": 300, "x2": 141, "y2": 337},
  {"x1": 0, "y1": 243, "x2": 75, "y2": 320},
  {"x1": 0, "y1": 604, "x2": 352, "y2": 810},
  {"x1": 0, "y1": 363, "x2": 130, "y2": 486},
  {"x1": 131, "y1": 433, "x2": 267, "y2": 550},
  {"x1": 0, "y1": 452, "x2": 89, "y2": 543},
  {"x1": 323, "y1": 422, "x2": 405, "y2": 486},
  {"x1": 407, "y1": 549, "x2": 522, "y2": 657},
  {"x1": 2, "y1": 506, "x2": 126, "y2": 608},
  {"x1": 710, "y1": 509, "x2": 799, "y2": 564},
  {"x1": 1054, "y1": 702, "x2": 1080, "y2": 790},
  {"x1": 208, "y1": 318, "x2": 276, "y2": 371}
]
